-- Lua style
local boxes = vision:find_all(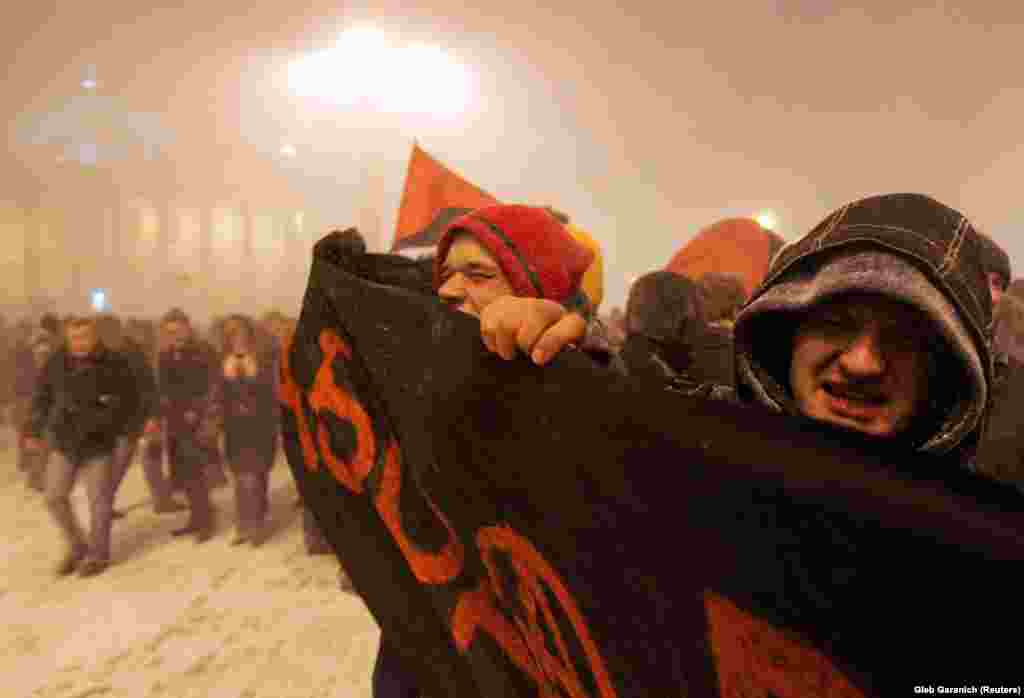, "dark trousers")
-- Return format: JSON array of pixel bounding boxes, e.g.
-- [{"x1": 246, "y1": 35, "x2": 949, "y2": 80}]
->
[
  {"x1": 204, "y1": 442, "x2": 229, "y2": 488},
  {"x1": 373, "y1": 638, "x2": 419, "y2": 698},
  {"x1": 228, "y1": 446, "x2": 272, "y2": 536},
  {"x1": 110, "y1": 432, "x2": 140, "y2": 494},
  {"x1": 167, "y1": 429, "x2": 213, "y2": 530},
  {"x1": 225, "y1": 424, "x2": 275, "y2": 535},
  {"x1": 141, "y1": 435, "x2": 175, "y2": 507},
  {"x1": 44, "y1": 438, "x2": 132, "y2": 561}
]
